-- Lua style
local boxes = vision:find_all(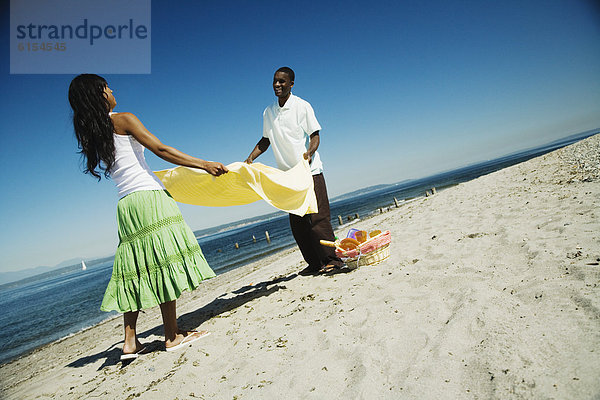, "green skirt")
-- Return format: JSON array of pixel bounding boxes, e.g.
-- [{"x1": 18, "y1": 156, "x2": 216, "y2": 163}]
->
[{"x1": 101, "y1": 190, "x2": 216, "y2": 313}]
